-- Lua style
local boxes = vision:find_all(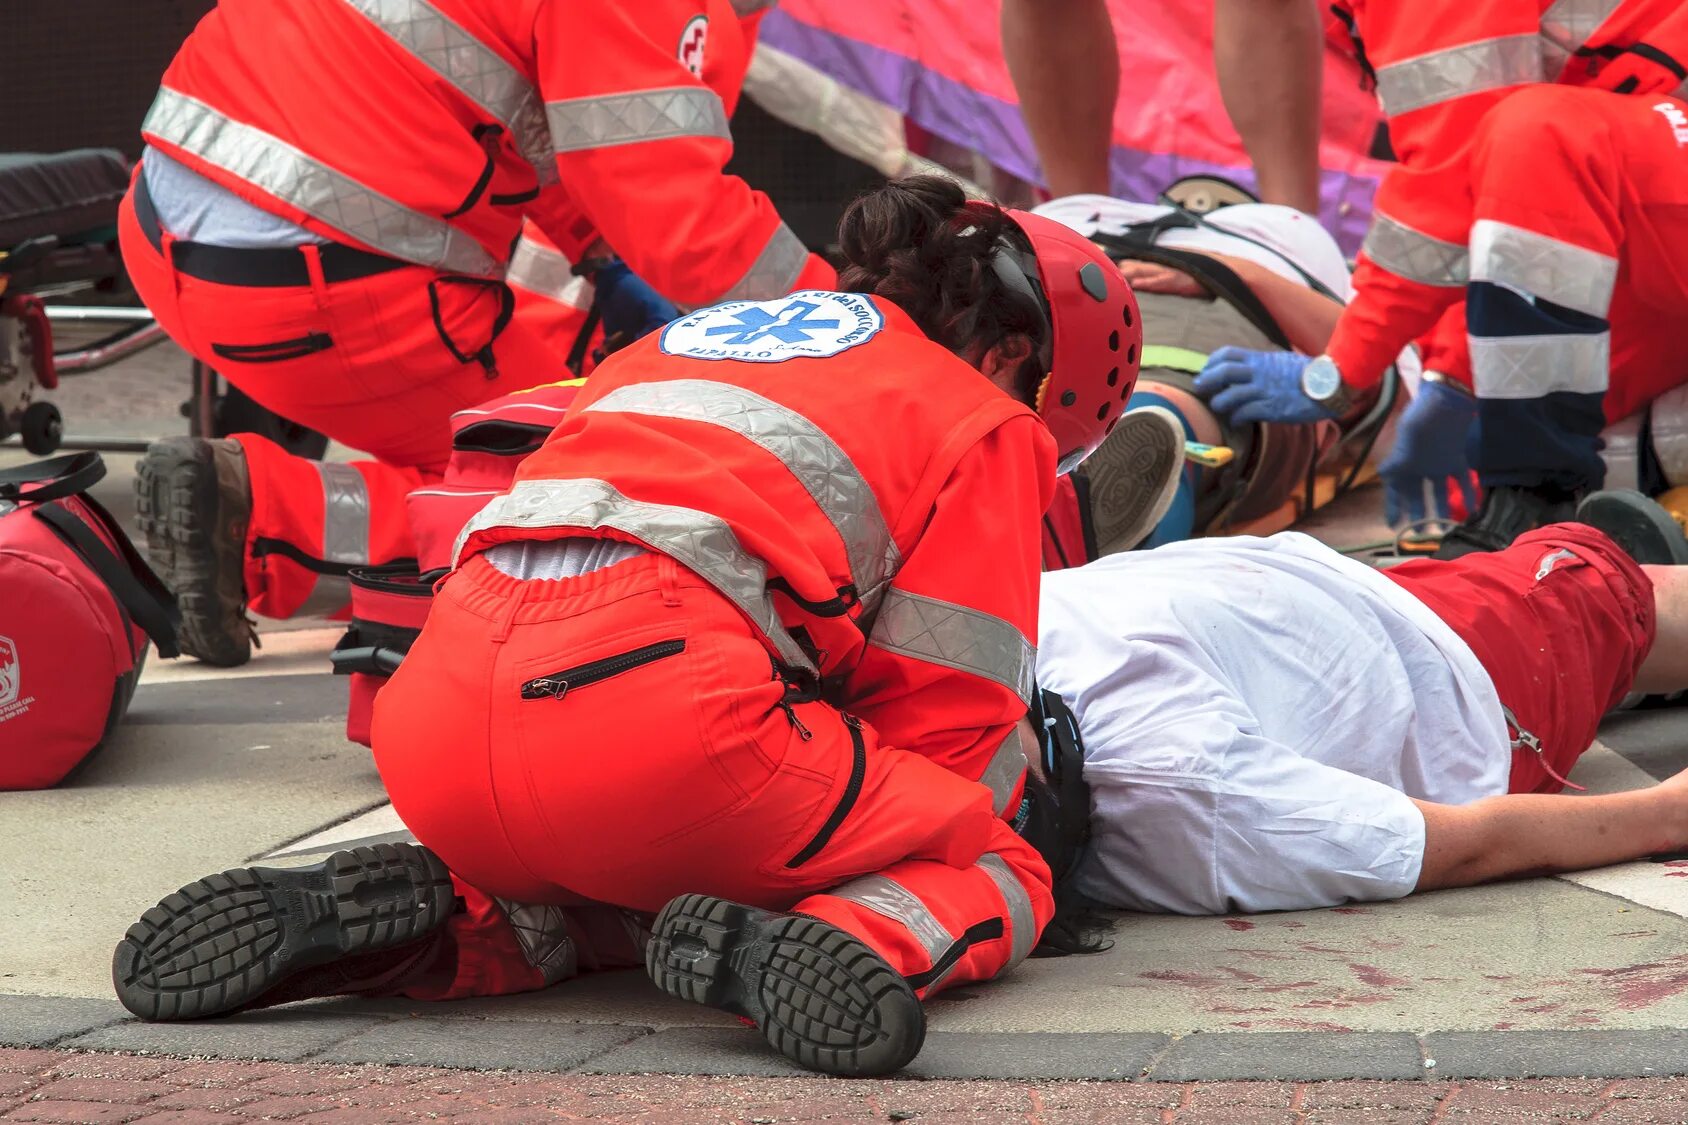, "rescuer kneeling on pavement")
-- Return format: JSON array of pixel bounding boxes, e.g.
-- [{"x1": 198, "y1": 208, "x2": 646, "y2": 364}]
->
[
  {"x1": 1191, "y1": 0, "x2": 1688, "y2": 558},
  {"x1": 111, "y1": 176, "x2": 1144, "y2": 1078},
  {"x1": 125, "y1": 0, "x2": 830, "y2": 666}
]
